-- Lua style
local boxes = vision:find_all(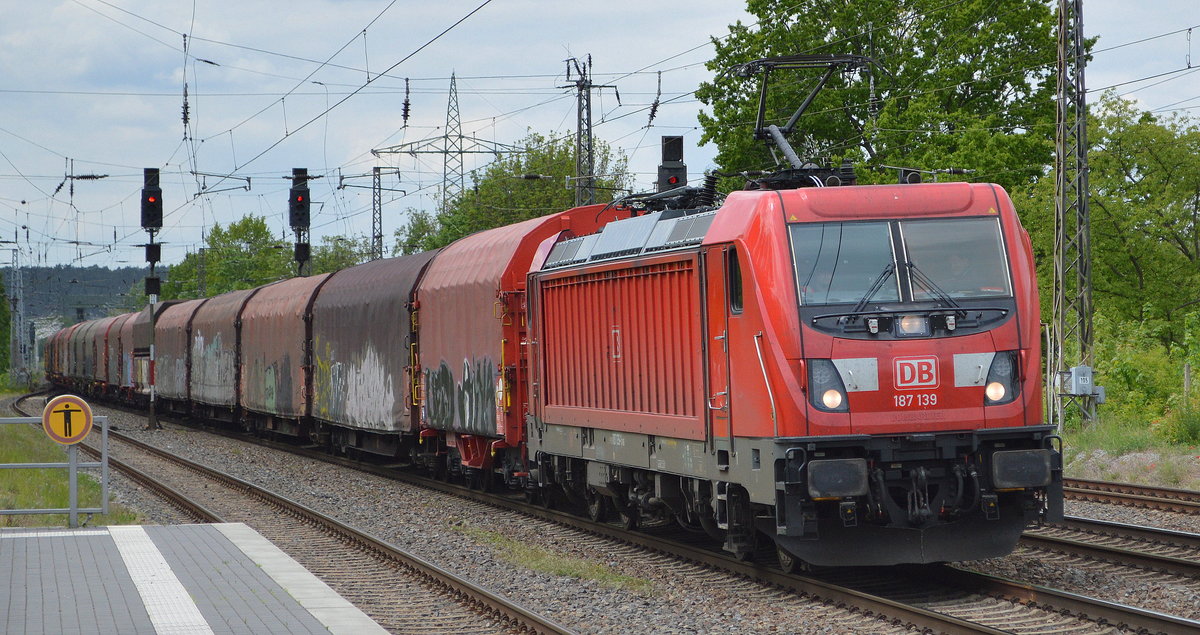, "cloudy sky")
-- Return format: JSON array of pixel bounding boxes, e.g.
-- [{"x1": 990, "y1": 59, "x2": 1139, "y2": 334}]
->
[{"x1": 1, "y1": 1, "x2": 1197, "y2": 271}]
